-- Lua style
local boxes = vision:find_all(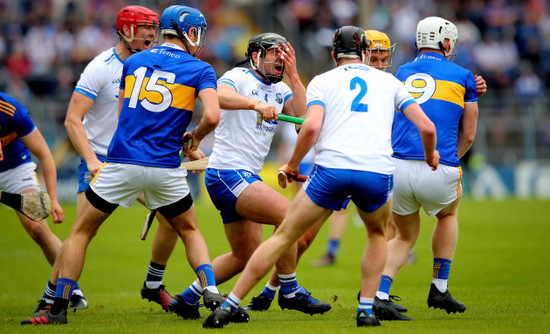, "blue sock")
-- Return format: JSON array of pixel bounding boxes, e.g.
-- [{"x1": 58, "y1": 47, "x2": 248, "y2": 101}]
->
[
  {"x1": 327, "y1": 239, "x2": 340, "y2": 257},
  {"x1": 358, "y1": 297, "x2": 374, "y2": 316},
  {"x1": 195, "y1": 264, "x2": 216, "y2": 288},
  {"x1": 42, "y1": 280, "x2": 56, "y2": 301},
  {"x1": 433, "y1": 258, "x2": 452, "y2": 279},
  {"x1": 55, "y1": 278, "x2": 76, "y2": 301},
  {"x1": 261, "y1": 283, "x2": 278, "y2": 300},
  {"x1": 378, "y1": 275, "x2": 393, "y2": 295},
  {"x1": 145, "y1": 261, "x2": 166, "y2": 288},
  {"x1": 221, "y1": 292, "x2": 240, "y2": 310},
  {"x1": 278, "y1": 273, "x2": 299, "y2": 296},
  {"x1": 180, "y1": 281, "x2": 202, "y2": 304}
]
